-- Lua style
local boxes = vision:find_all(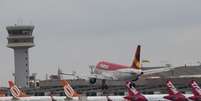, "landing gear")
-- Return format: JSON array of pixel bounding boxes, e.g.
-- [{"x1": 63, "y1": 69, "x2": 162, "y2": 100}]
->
[
  {"x1": 130, "y1": 72, "x2": 144, "y2": 88},
  {"x1": 101, "y1": 79, "x2": 108, "y2": 90}
]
